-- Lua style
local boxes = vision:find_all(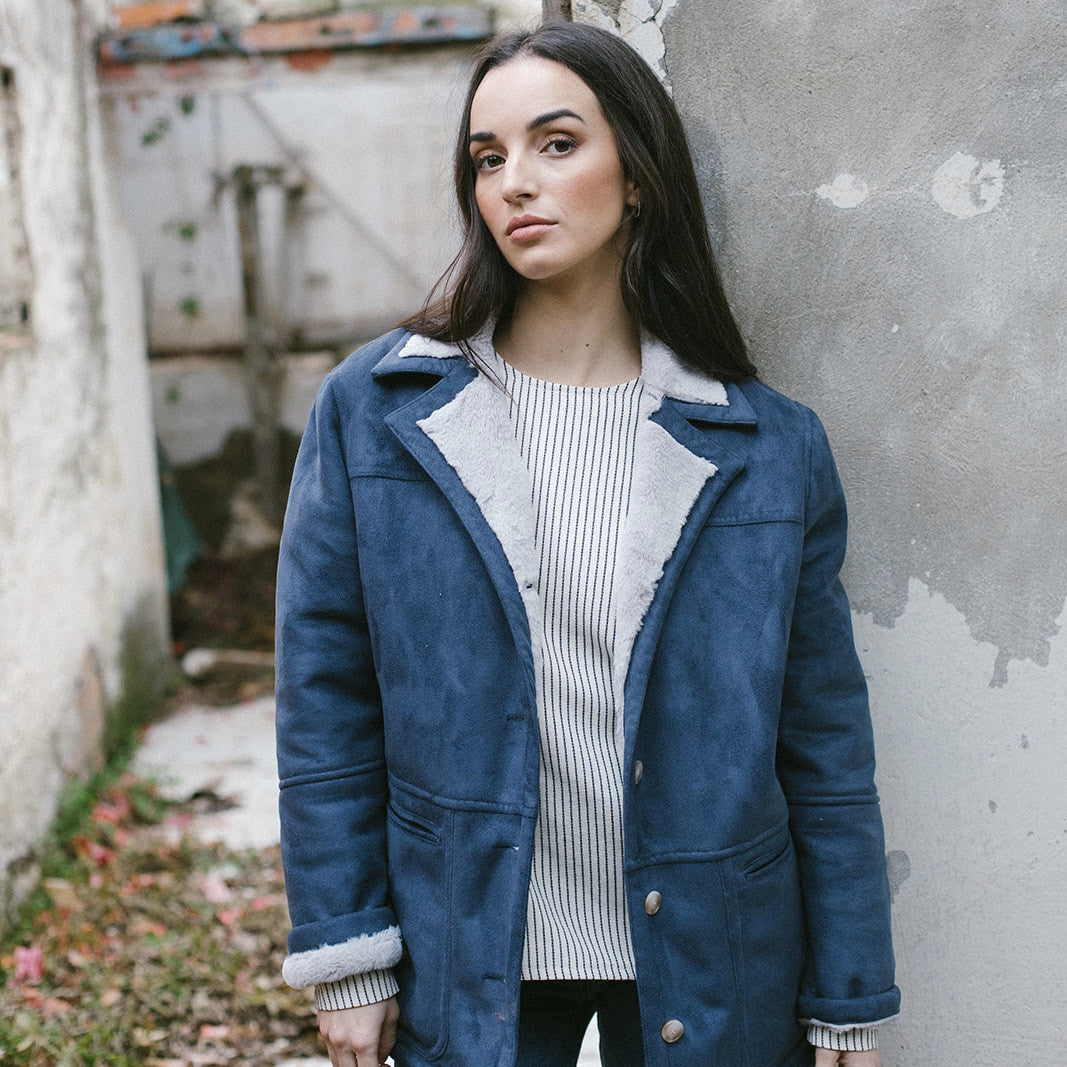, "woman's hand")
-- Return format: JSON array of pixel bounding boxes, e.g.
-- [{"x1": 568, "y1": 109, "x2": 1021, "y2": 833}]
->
[
  {"x1": 814, "y1": 1049, "x2": 880, "y2": 1066},
  {"x1": 318, "y1": 997, "x2": 399, "y2": 1067}
]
